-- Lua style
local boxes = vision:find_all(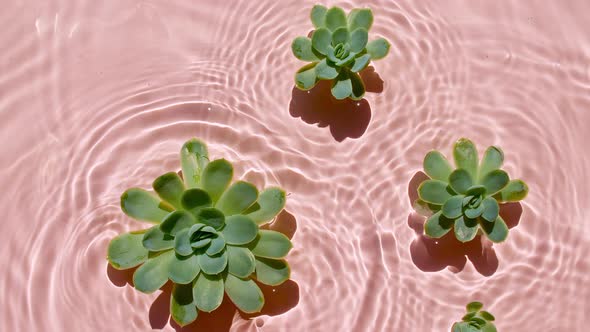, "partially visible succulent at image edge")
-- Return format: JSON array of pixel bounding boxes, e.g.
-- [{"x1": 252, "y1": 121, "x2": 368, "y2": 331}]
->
[
  {"x1": 107, "y1": 139, "x2": 292, "y2": 327},
  {"x1": 291, "y1": 5, "x2": 390, "y2": 100},
  {"x1": 416, "y1": 138, "x2": 528, "y2": 243},
  {"x1": 452, "y1": 302, "x2": 497, "y2": 332}
]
